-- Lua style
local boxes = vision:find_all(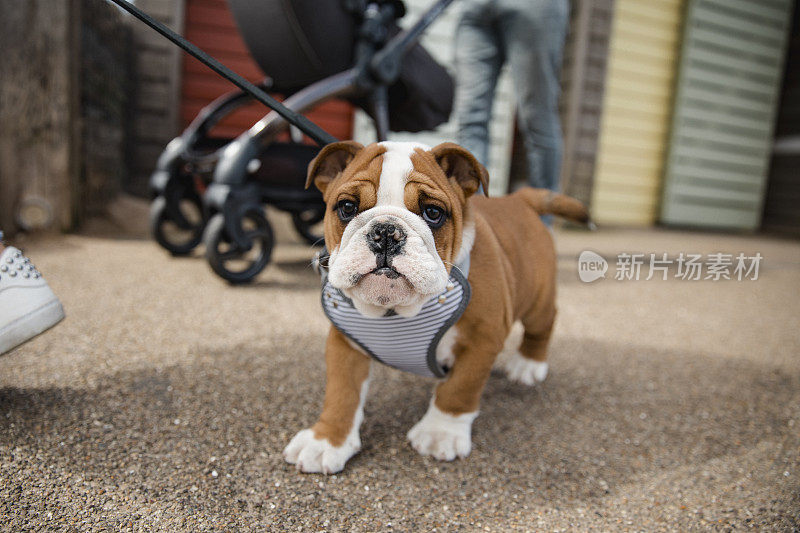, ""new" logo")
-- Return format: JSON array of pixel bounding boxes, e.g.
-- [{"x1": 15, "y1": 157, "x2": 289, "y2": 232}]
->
[{"x1": 577, "y1": 251, "x2": 607, "y2": 283}]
